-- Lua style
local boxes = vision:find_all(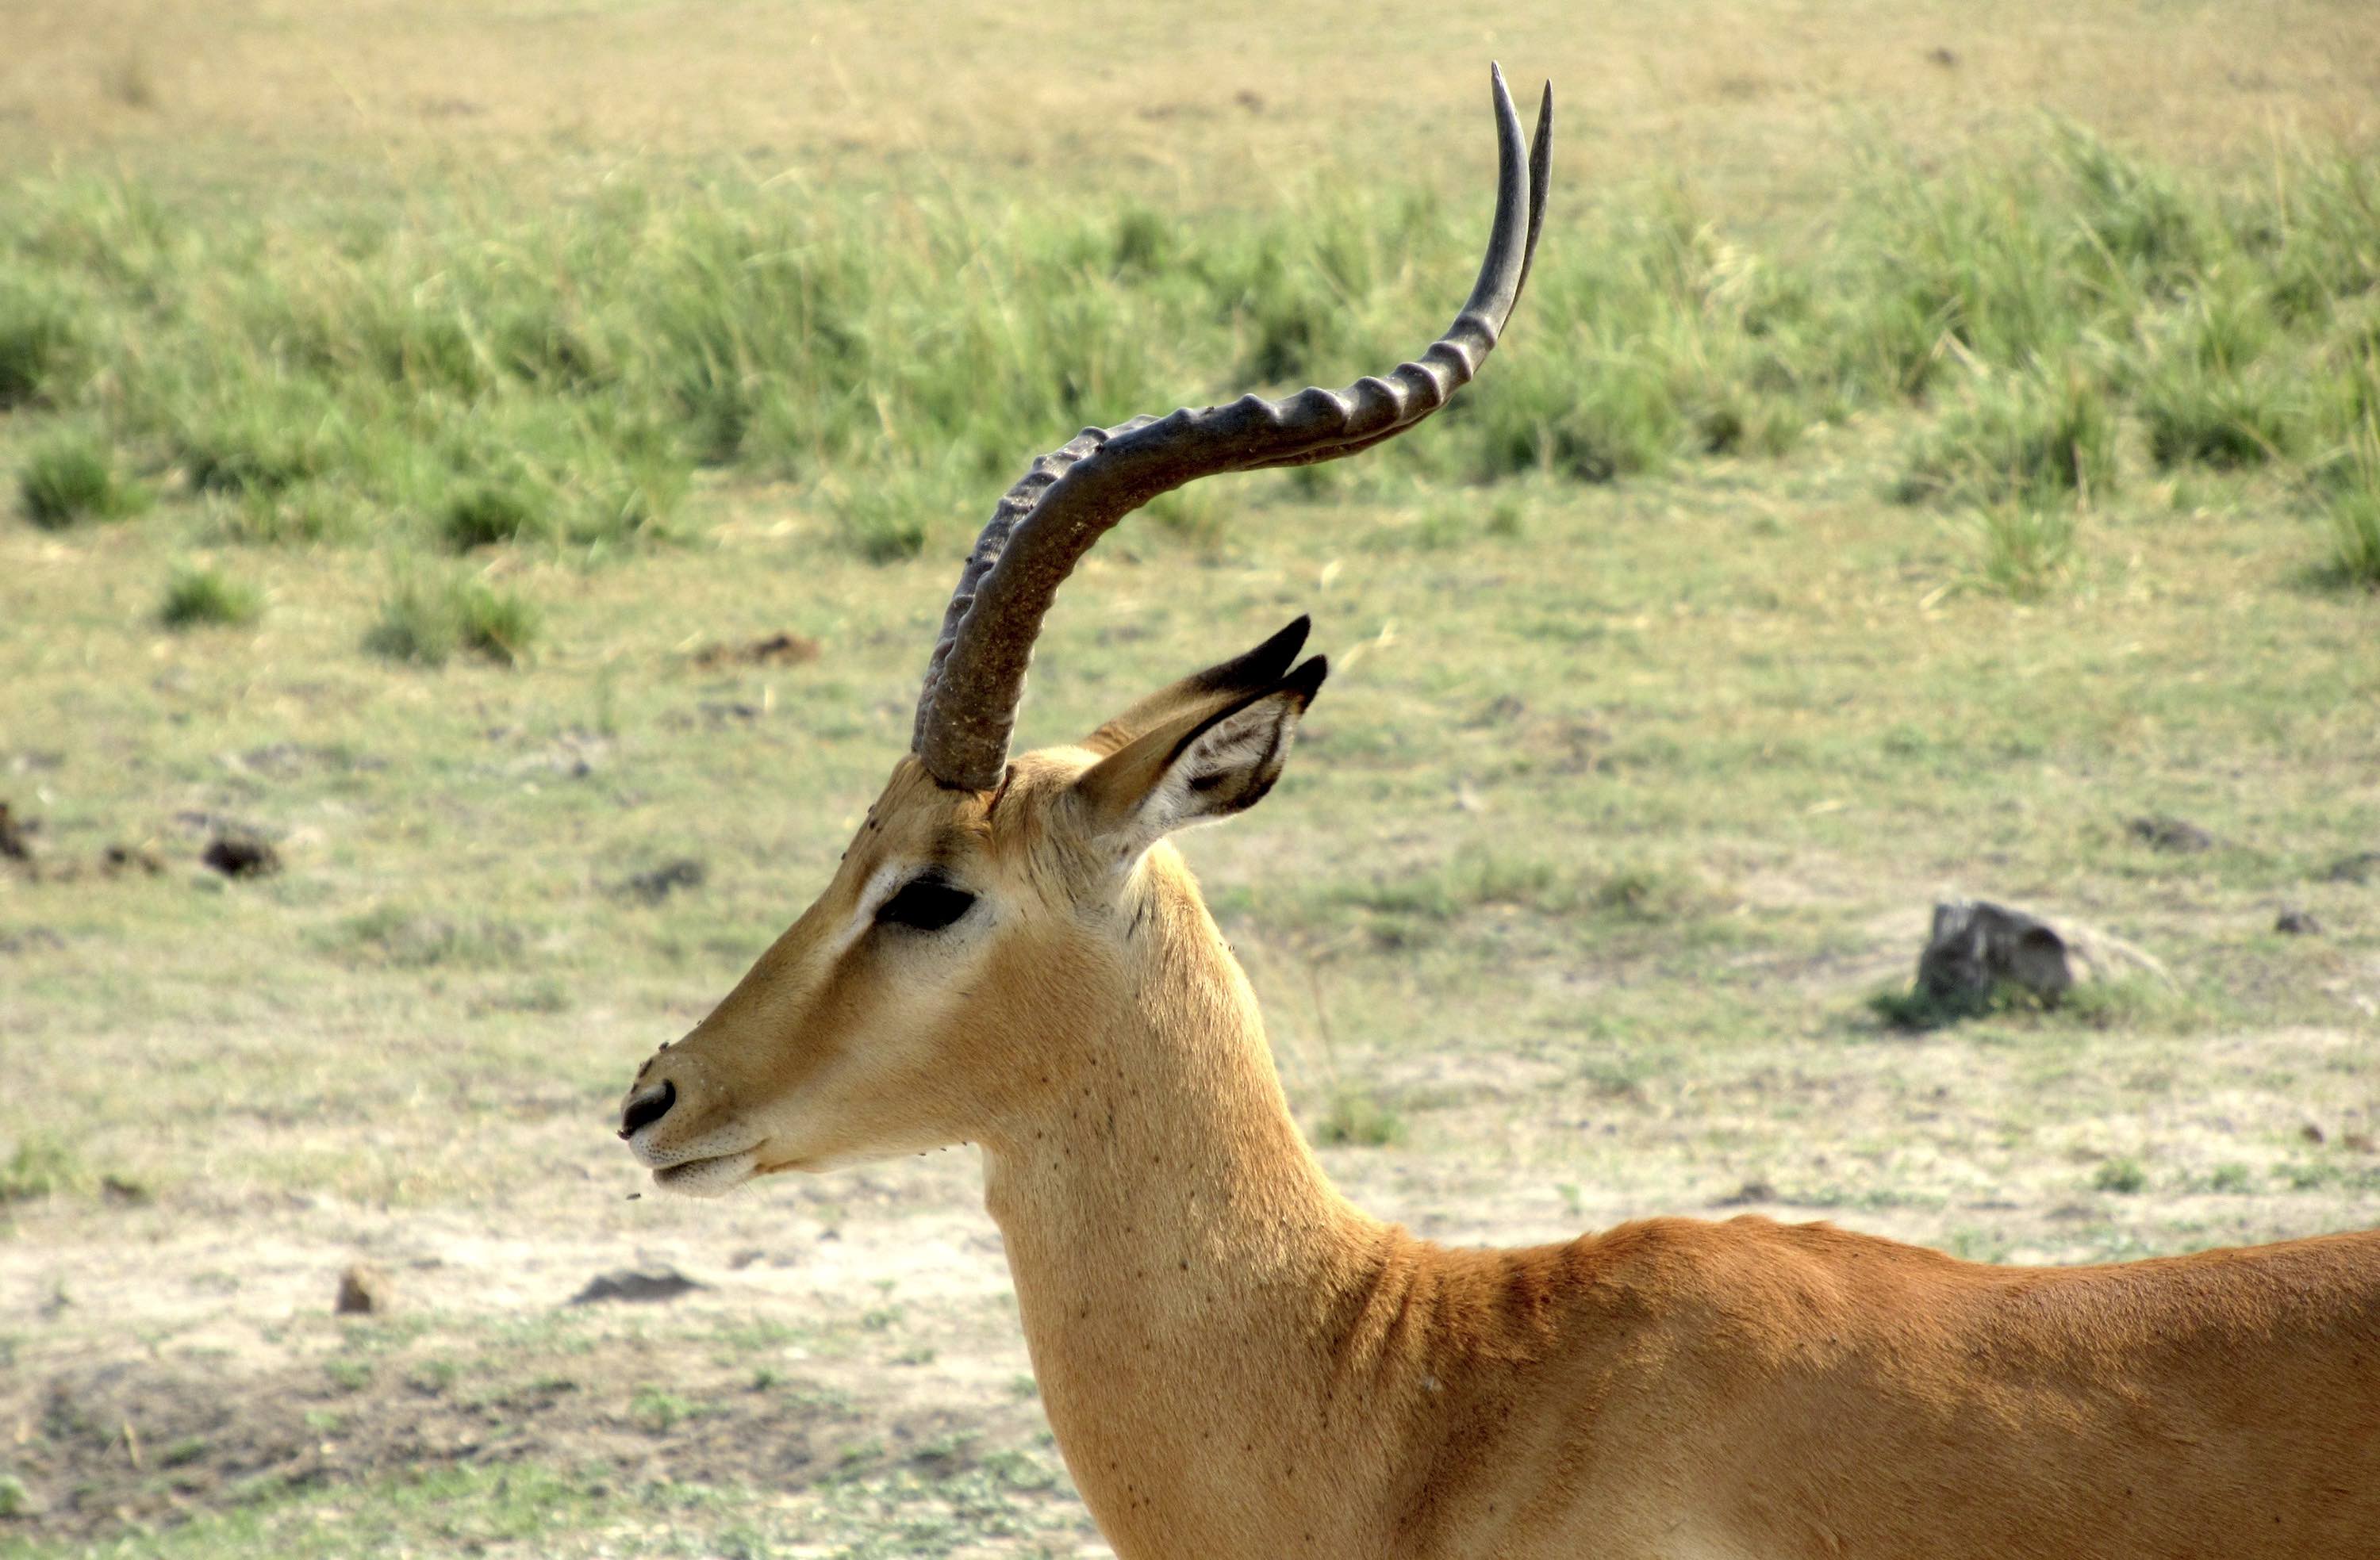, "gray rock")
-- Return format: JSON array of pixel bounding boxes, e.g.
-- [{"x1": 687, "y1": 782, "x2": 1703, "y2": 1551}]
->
[{"x1": 1917, "y1": 899, "x2": 2163, "y2": 1006}]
